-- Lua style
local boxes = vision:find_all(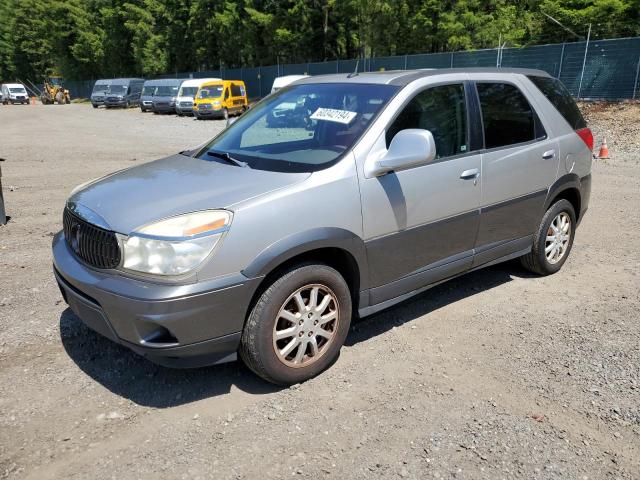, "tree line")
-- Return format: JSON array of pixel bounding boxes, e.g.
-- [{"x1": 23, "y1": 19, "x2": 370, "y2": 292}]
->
[{"x1": 0, "y1": 0, "x2": 638, "y2": 83}]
